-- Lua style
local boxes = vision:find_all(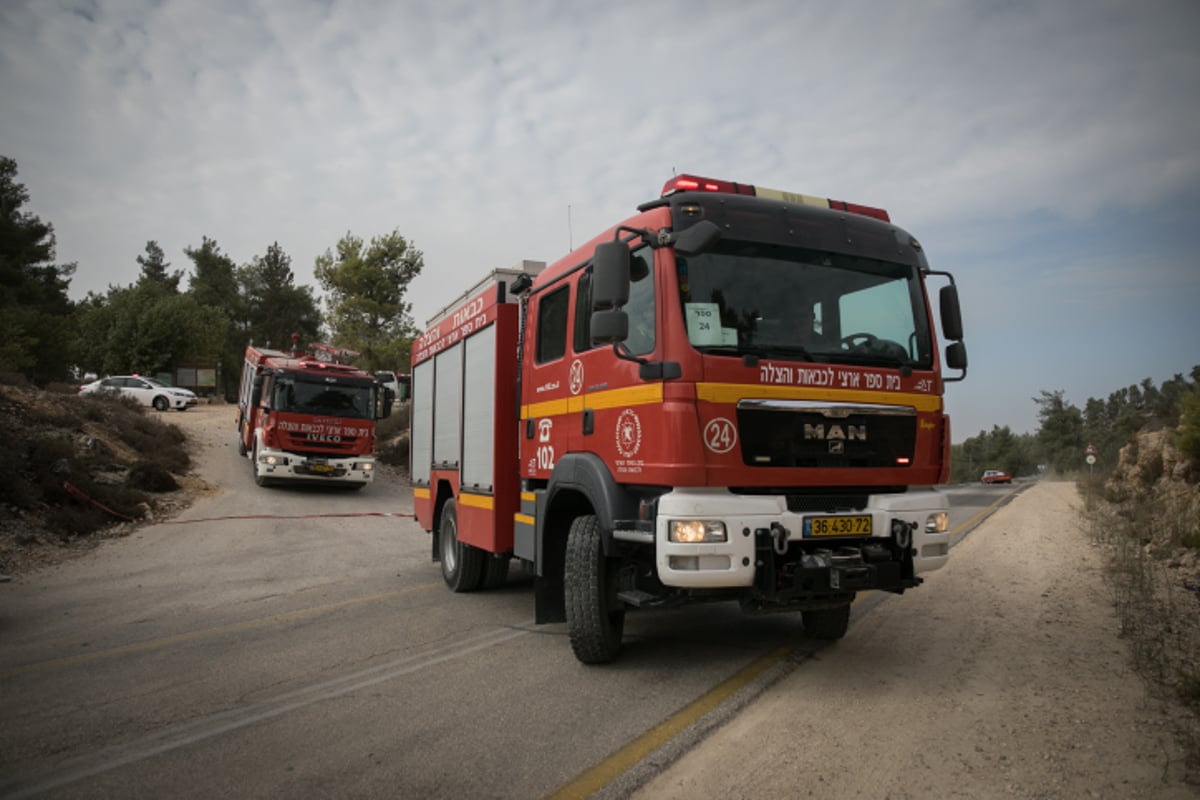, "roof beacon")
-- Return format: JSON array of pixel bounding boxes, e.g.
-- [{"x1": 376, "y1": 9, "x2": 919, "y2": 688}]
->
[{"x1": 661, "y1": 173, "x2": 890, "y2": 222}]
